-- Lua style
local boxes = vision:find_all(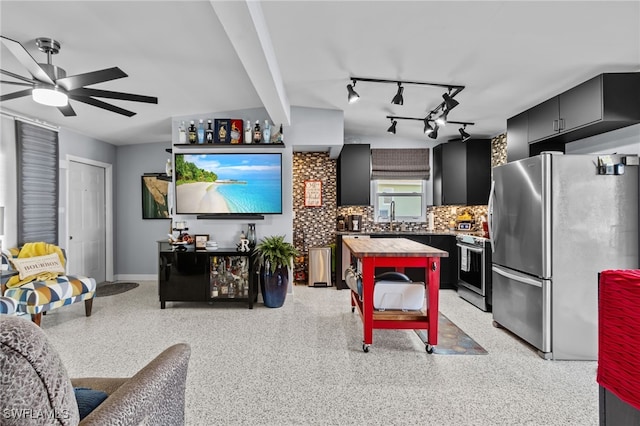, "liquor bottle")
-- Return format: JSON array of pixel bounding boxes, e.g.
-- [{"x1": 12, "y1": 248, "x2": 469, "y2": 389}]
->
[
  {"x1": 277, "y1": 124, "x2": 284, "y2": 144},
  {"x1": 253, "y1": 120, "x2": 262, "y2": 144},
  {"x1": 244, "y1": 120, "x2": 252, "y2": 144},
  {"x1": 178, "y1": 121, "x2": 187, "y2": 144},
  {"x1": 205, "y1": 120, "x2": 214, "y2": 143},
  {"x1": 197, "y1": 119, "x2": 205, "y2": 144},
  {"x1": 218, "y1": 260, "x2": 228, "y2": 296},
  {"x1": 188, "y1": 120, "x2": 197, "y2": 144},
  {"x1": 226, "y1": 268, "x2": 236, "y2": 298},
  {"x1": 210, "y1": 257, "x2": 219, "y2": 297},
  {"x1": 263, "y1": 120, "x2": 271, "y2": 144}
]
